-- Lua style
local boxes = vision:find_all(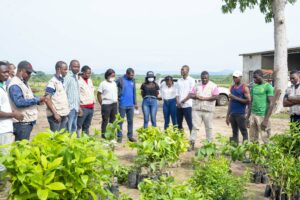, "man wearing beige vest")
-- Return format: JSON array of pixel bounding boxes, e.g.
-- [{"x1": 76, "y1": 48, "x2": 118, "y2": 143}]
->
[
  {"x1": 189, "y1": 71, "x2": 219, "y2": 151},
  {"x1": 77, "y1": 65, "x2": 95, "y2": 136},
  {"x1": 0, "y1": 61, "x2": 24, "y2": 149},
  {"x1": 8, "y1": 61, "x2": 46, "y2": 141},
  {"x1": 45, "y1": 61, "x2": 70, "y2": 132}
]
